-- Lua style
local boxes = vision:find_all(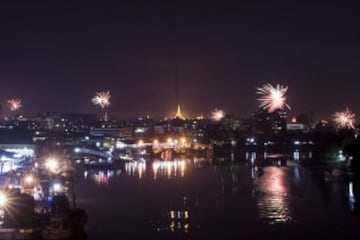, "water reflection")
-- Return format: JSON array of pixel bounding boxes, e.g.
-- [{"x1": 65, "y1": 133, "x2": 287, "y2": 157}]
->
[
  {"x1": 152, "y1": 160, "x2": 187, "y2": 179},
  {"x1": 157, "y1": 210, "x2": 191, "y2": 233},
  {"x1": 255, "y1": 167, "x2": 292, "y2": 224},
  {"x1": 84, "y1": 169, "x2": 116, "y2": 185},
  {"x1": 347, "y1": 178, "x2": 360, "y2": 213},
  {"x1": 294, "y1": 167, "x2": 300, "y2": 181},
  {"x1": 83, "y1": 159, "x2": 190, "y2": 184},
  {"x1": 152, "y1": 197, "x2": 200, "y2": 234},
  {"x1": 348, "y1": 181, "x2": 355, "y2": 211},
  {"x1": 246, "y1": 151, "x2": 312, "y2": 162},
  {"x1": 77, "y1": 152, "x2": 360, "y2": 239},
  {"x1": 125, "y1": 161, "x2": 146, "y2": 179}
]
